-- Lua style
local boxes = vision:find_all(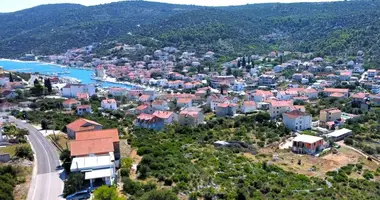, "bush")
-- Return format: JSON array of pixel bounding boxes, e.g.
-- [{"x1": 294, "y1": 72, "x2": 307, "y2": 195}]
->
[
  {"x1": 15, "y1": 144, "x2": 34, "y2": 161},
  {"x1": 363, "y1": 170, "x2": 374, "y2": 180},
  {"x1": 63, "y1": 173, "x2": 84, "y2": 197},
  {"x1": 93, "y1": 186, "x2": 124, "y2": 200},
  {"x1": 344, "y1": 137, "x2": 354, "y2": 145}
]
